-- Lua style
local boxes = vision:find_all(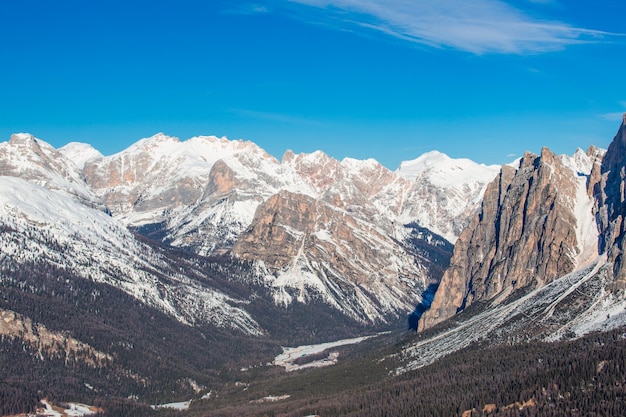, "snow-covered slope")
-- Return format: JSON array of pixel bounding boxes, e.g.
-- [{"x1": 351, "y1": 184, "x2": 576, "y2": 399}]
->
[
  {"x1": 397, "y1": 257, "x2": 626, "y2": 373},
  {"x1": 560, "y1": 148, "x2": 603, "y2": 268},
  {"x1": 396, "y1": 150, "x2": 497, "y2": 184},
  {"x1": 0, "y1": 176, "x2": 262, "y2": 335}
]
